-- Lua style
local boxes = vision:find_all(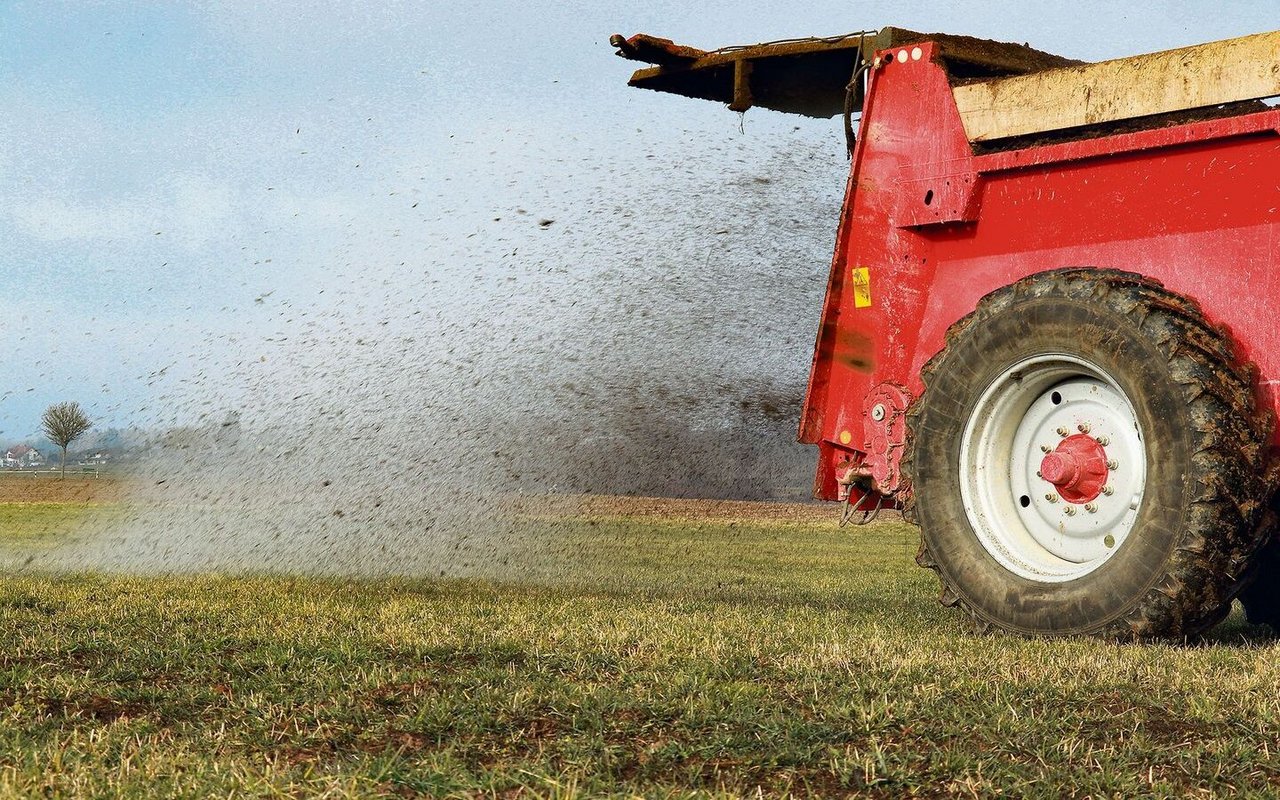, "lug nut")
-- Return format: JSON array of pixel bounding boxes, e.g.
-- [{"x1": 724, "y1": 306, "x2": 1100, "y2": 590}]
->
[
  {"x1": 1035, "y1": 470, "x2": 1043, "y2": 478},
  {"x1": 1085, "y1": 503, "x2": 1098, "y2": 513},
  {"x1": 1063, "y1": 507, "x2": 1076, "y2": 516},
  {"x1": 1077, "y1": 423, "x2": 1091, "y2": 434},
  {"x1": 1056, "y1": 427, "x2": 1069, "y2": 437},
  {"x1": 1102, "y1": 486, "x2": 1114, "y2": 496},
  {"x1": 1045, "y1": 494, "x2": 1058, "y2": 503},
  {"x1": 1096, "y1": 436, "x2": 1110, "y2": 446},
  {"x1": 1041, "y1": 445, "x2": 1052, "y2": 453},
  {"x1": 1107, "y1": 459, "x2": 1119, "y2": 470}
]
